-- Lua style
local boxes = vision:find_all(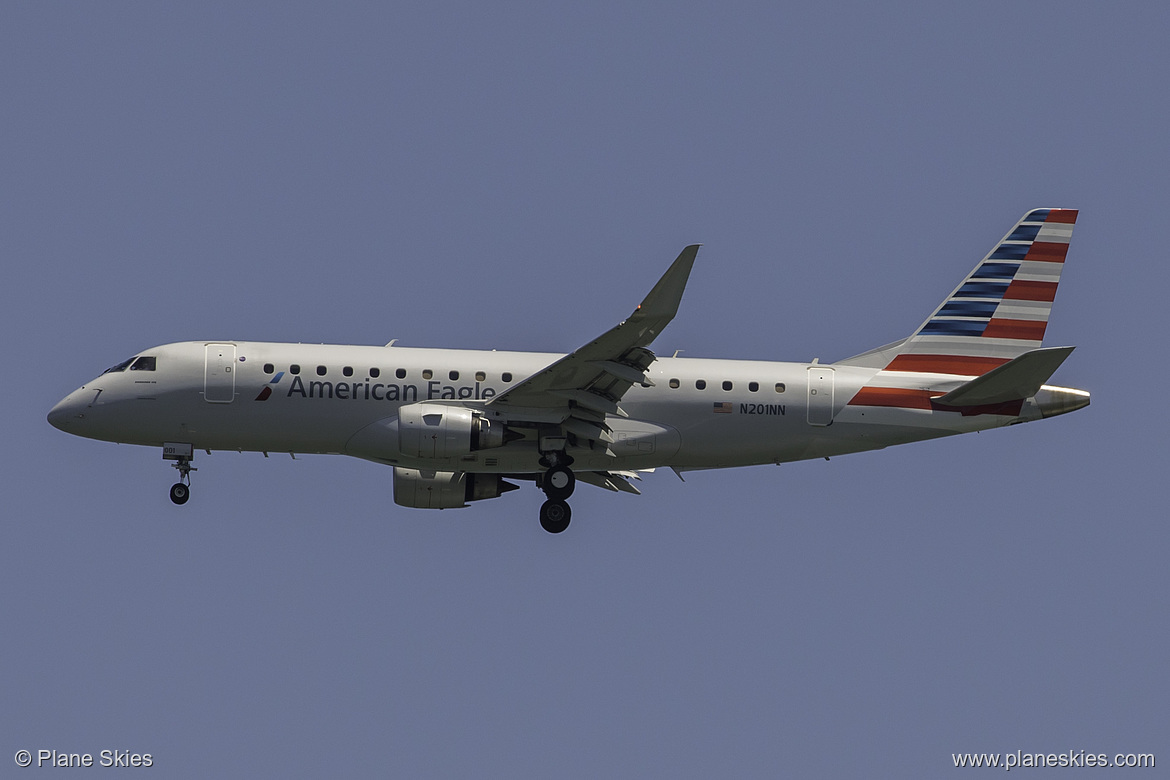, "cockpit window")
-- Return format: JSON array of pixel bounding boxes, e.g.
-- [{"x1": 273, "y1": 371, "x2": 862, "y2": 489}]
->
[
  {"x1": 130, "y1": 356, "x2": 156, "y2": 371},
  {"x1": 103, "y1": 357, "x2": 135, "y2": 374}
]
